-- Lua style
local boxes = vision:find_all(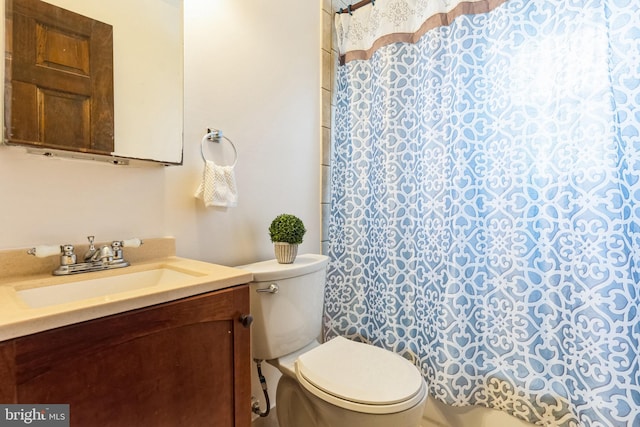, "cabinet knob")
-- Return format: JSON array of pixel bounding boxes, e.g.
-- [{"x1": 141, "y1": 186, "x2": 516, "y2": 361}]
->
[{"x1": 240, "y1": 314, "x2": 254, "y2": 328}]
